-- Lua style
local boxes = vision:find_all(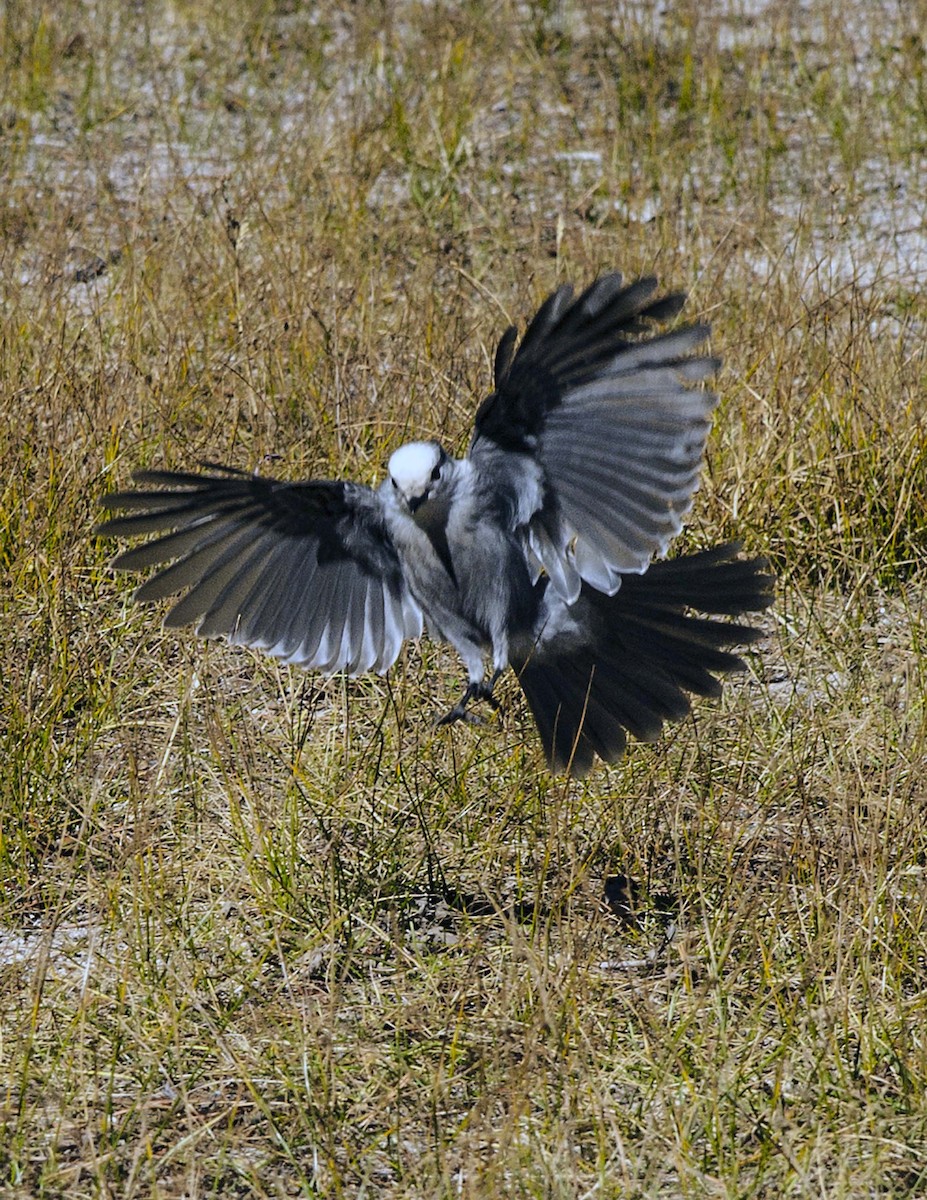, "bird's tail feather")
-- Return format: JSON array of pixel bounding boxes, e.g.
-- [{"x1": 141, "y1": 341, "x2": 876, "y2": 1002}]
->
[{"x1": 513, "y1": 543, "x2": 774, "y2": 776}]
